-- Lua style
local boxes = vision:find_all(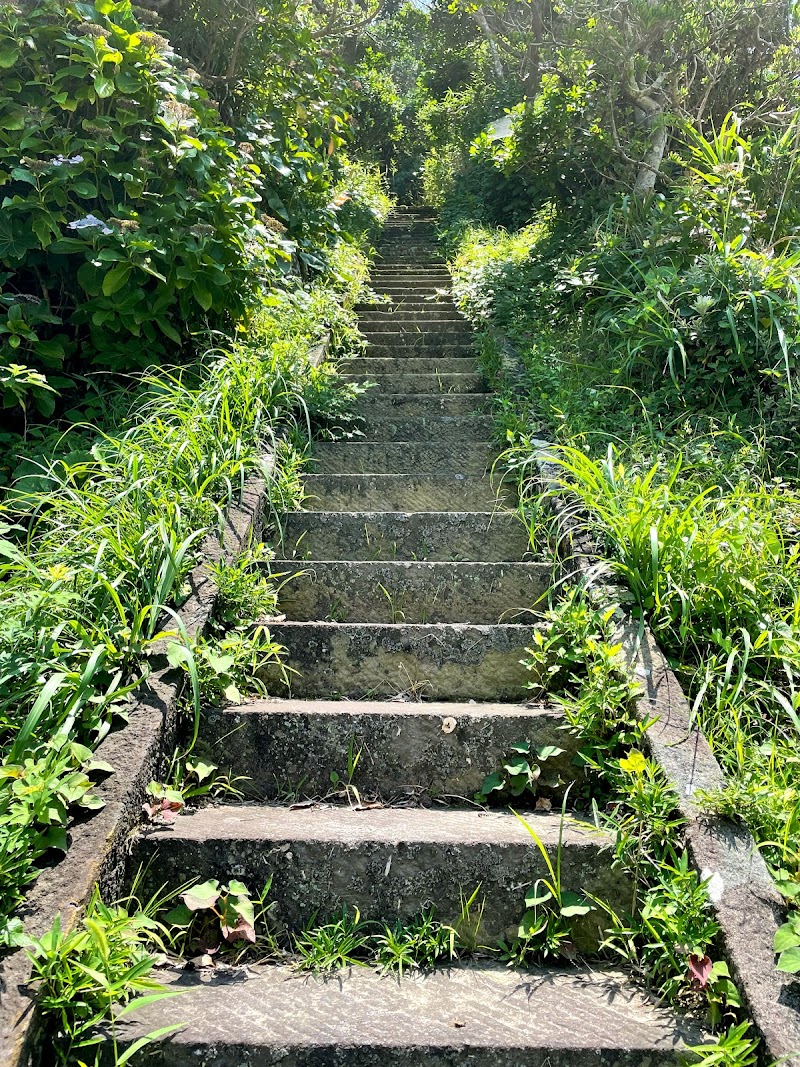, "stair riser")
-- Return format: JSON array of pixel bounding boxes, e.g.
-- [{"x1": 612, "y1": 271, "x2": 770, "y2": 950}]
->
[
  {"x1": 362, "y1": 332, "x2": 474, "y2": 347},
  {"x1": 202, "y1": 702, "x2": 577, "y2": 800},
  {"x1": 352, "y1": 375, "x2": 486, "y2": 396},
  {"x1": 264, "y1": 622, "x2": 539, "y2": 701},
  {"x1": 343, "y1": 358, "x2": 479, "y2": 375},
  {"x1": 277, "y1": 512, "x2": 532, "y2": 563},
  {"x1": 277, "y1": 560, "x2": 551, "y2": 624},
  {"x1": 359, "y1": 311, "x2": 462, "y2": 323},
  {"x1": 363, "y1": 344, "x2": 475, "y2": 359},
  {"x1": 132, "y1": 826, "x2": 622, "y2": 948},
  {"x1": 361, "y1": 322, "x2": 469, "y2": 336},
  {"x1": 302, "y1": 475, "x2": 508, "y2": 512},
  {"x1": 355, "y1": 396, "x2": 487, "y2": 418},
  {"x1": 310, "y1": 441, "x2": 493, "y2": 475},
  {"x1": 356, "y1": 302, "x2": 457, "y2": 313},
  {"x1": 357, "y1": 416, "x2": 494, "y2": 442}
]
